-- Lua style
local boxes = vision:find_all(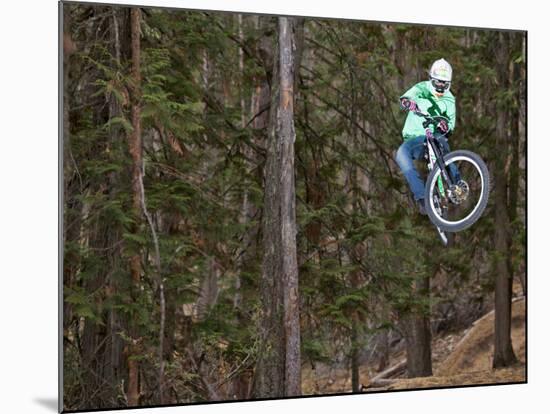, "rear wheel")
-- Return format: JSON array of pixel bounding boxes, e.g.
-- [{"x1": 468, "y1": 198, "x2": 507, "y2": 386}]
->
[{"x1": 424, "y1": 150, "x2": 490, "y2": 232}]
